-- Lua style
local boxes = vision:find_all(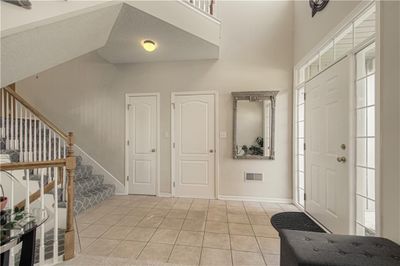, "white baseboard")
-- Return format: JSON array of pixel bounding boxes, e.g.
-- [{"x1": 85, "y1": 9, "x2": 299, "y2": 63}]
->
[
  {"x1": 74, "y1": 144, "x2": 125, "y2": 194},
  {"x1": 158, "y1": 193, "x2": 172, "y2": 197},
  {"x1": 218, "y1": 195, "x2": 293, "y2": 204}
]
